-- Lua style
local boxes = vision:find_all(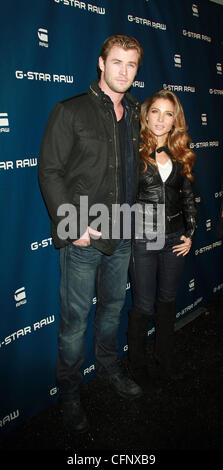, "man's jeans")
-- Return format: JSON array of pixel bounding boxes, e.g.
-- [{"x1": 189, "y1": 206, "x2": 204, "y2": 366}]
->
[
  {"x1": 56, "y1": 239, "x2": 131, "y2": 401},
  {"x1": 130, "y1": 230, "x2": 186, "y2": 316}
]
